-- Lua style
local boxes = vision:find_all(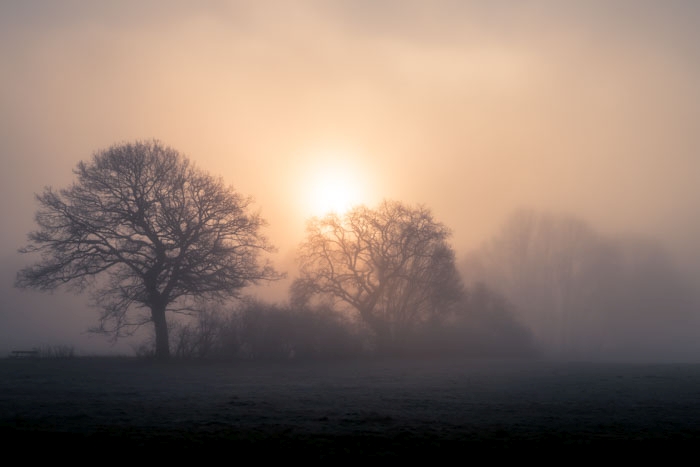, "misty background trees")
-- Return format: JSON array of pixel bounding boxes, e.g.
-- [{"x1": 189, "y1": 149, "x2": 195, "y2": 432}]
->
[
  {"x1": 461, "y1": 208, "x2": 699, "y2": 360},
  {"x1": 15, "y1": 140, "x2": 281, "y2": 360}
]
